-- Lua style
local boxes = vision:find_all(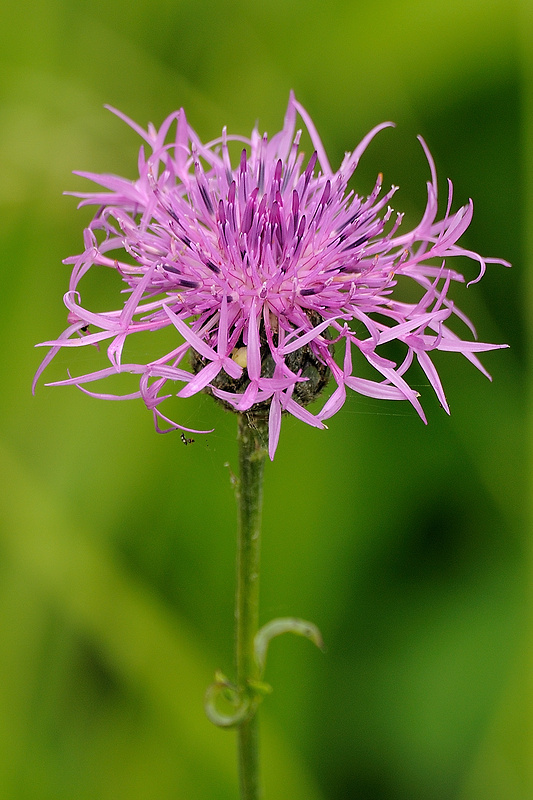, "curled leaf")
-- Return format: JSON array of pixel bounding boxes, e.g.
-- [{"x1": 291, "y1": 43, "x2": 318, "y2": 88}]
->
[
  {"x1": 204, "y1": 671, "x2": 252, "y2": 728},
  {"x1": 254, "y1": 617, "x2": 324, "y2": 675}
]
